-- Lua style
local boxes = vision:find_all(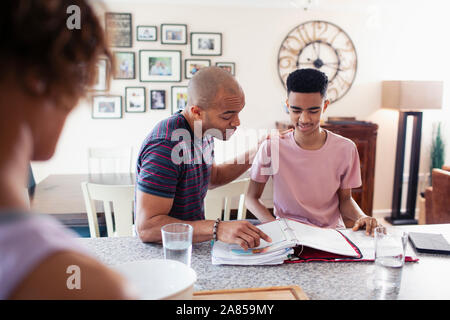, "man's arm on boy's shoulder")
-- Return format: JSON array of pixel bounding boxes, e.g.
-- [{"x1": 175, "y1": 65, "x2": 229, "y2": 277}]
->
[
  {"x1": 209, "y1": 161, "x2": 250, "y2": 189},
  {"x1": 246, "y1": 179, "x2": 276, "y2": 223},
  {"x1": 209, "y1": 129, "x2": 293, "y2": 189},
  {"x1": 209, "y1": 139, "x2": 264, "y2": 189},
  {"x1": 338, "y1": 188, "x2": 378, "y2": 236}
]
